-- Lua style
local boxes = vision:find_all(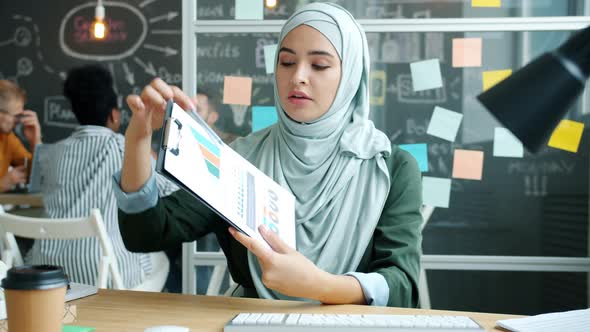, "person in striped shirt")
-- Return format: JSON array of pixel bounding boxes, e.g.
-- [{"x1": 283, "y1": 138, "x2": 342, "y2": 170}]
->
[{"x1": 25, "y1": 64, "x2": 177, "y2": 289}]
